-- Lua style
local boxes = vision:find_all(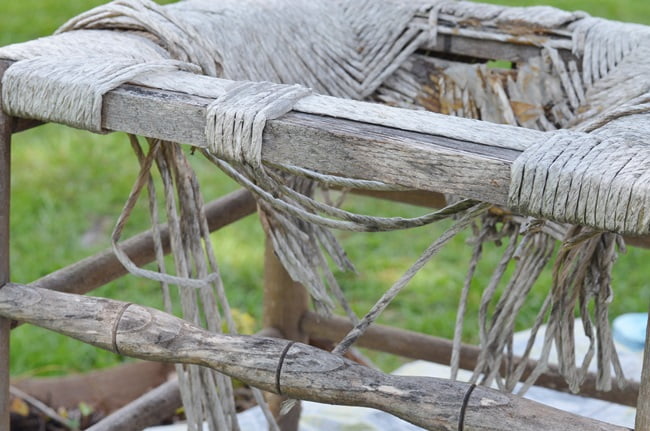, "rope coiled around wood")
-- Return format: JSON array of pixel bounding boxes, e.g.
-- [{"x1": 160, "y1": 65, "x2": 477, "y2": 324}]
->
[
  {"x1": 1, "y1": 56, "x2": 197, "y2": 132},
  {"x1": 1, "y1": 55, "x2": 278, "y2": 430},
  {"x1": 508, "y1": 116, "x2": 650, "y2": 236},
  {"x1": 2, "y1": 0, "x2": 650, "y2": 419},
  {"x1": 201, "y1": 78, "x2": 481, "y2": 318}
]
